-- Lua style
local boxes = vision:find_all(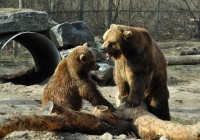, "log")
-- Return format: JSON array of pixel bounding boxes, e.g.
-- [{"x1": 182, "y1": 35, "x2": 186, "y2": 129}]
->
[
  {"x1": 166, "y1": 55, "x2": 200, "y2": 65},
  {"x1": 0, "y1": 102, "x2": 199, "y2": 139},
  {"x1": 0, "y1": 102, "x2": 133, "y2": 138},
  {"x1": 115, "y1": 103, "x2": 200, "y2": 140}
]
